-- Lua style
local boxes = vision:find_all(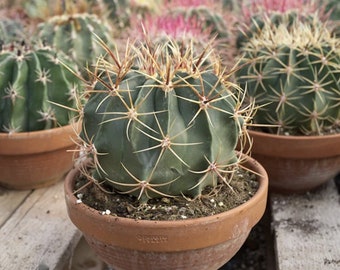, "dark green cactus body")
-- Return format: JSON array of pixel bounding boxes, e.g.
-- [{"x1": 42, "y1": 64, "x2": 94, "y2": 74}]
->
[
  {"x1": 236, "y1": 20, "x2": 340, "y2": 135},
  {"x1": 80, "y1": 42, "x2": 246, "y2": 202},
  {"x1": 38, "y1": 13, "x2": 114, "y2": 75},
  {"x1": 0, "y1": 43, "x2": 81, "y2": 133}
]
